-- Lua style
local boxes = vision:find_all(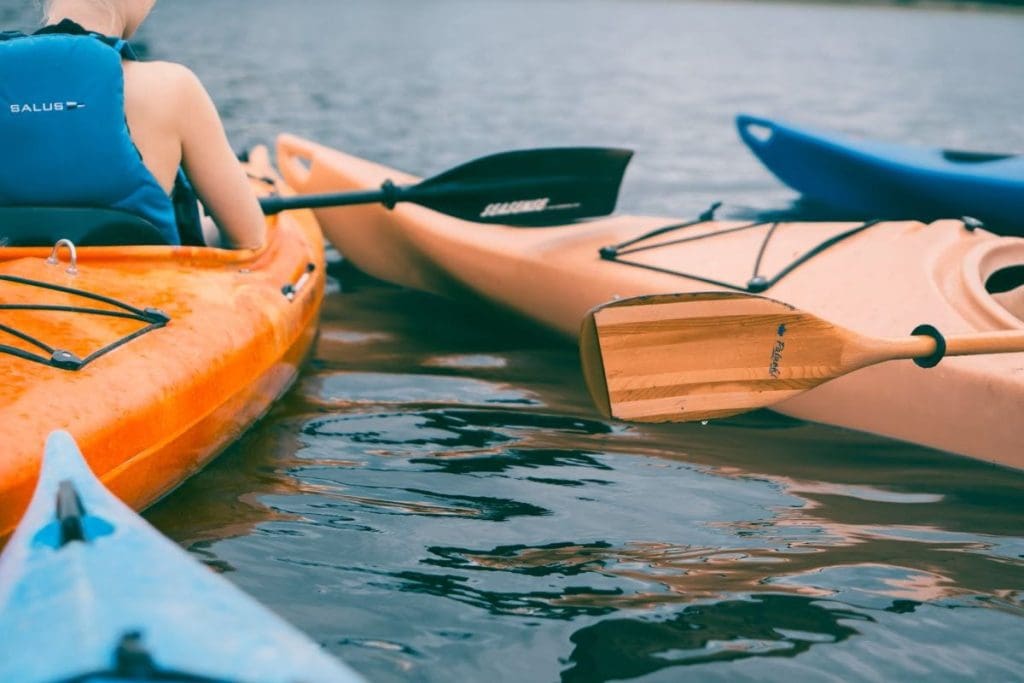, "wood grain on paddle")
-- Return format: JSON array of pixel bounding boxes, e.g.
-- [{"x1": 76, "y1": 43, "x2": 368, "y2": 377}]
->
[{"x1": 579, "y1": 292, "x2": 1024, "y2": 423}]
